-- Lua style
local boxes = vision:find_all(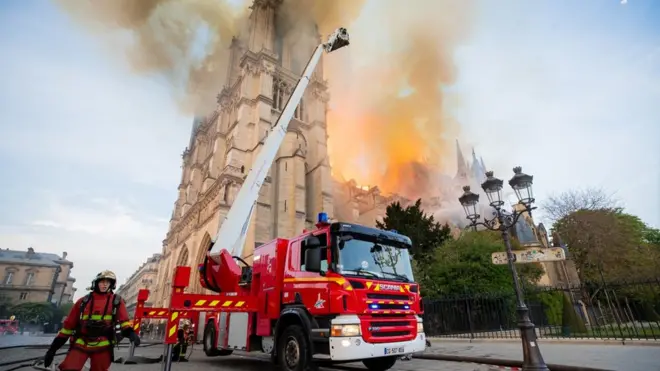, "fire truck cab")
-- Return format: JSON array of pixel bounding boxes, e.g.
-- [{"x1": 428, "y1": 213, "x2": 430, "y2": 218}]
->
[
  {"x1": 200, "y1": 213, "x2": 426, "y2": 371},
  {"x1": 0, "y1": 319, "x2": 19, "y2": 335}
]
